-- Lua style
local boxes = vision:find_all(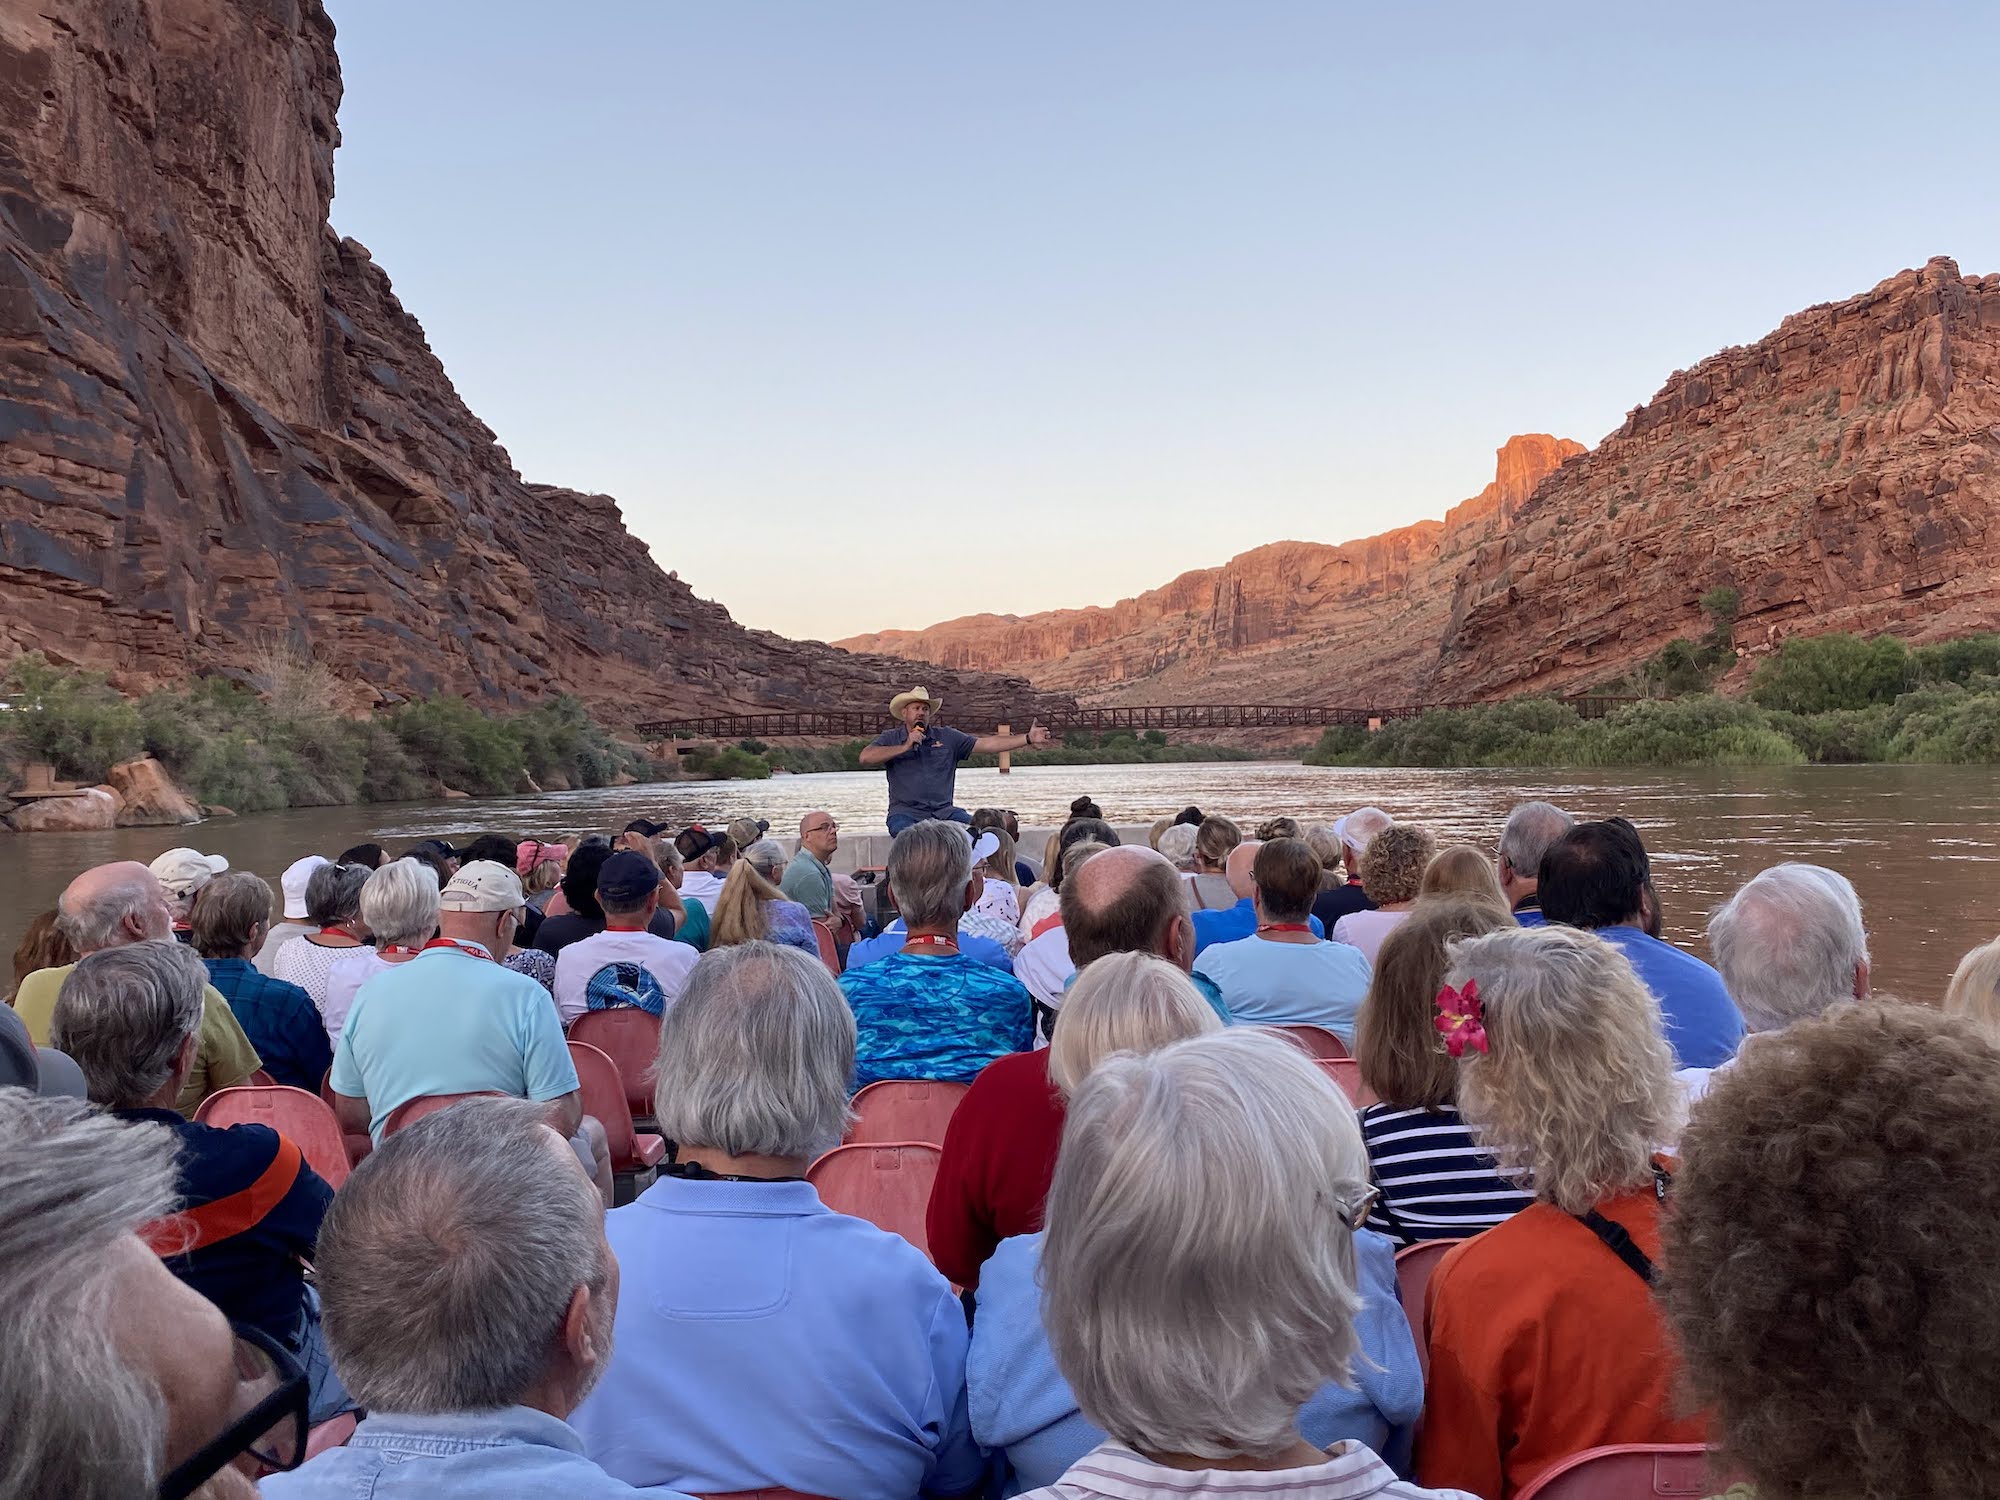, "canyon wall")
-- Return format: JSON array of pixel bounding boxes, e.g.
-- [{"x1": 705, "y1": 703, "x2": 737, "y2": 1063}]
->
[
  {"x1": 837, "y1": 433, "x2": 1585, "y2": 703},
  {"x1": 0, "y1": 0, "x2": 1064, "y2": 728},
  {"x1": 842, "y1": 261, "x2": 2000, "y2": 704}
]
